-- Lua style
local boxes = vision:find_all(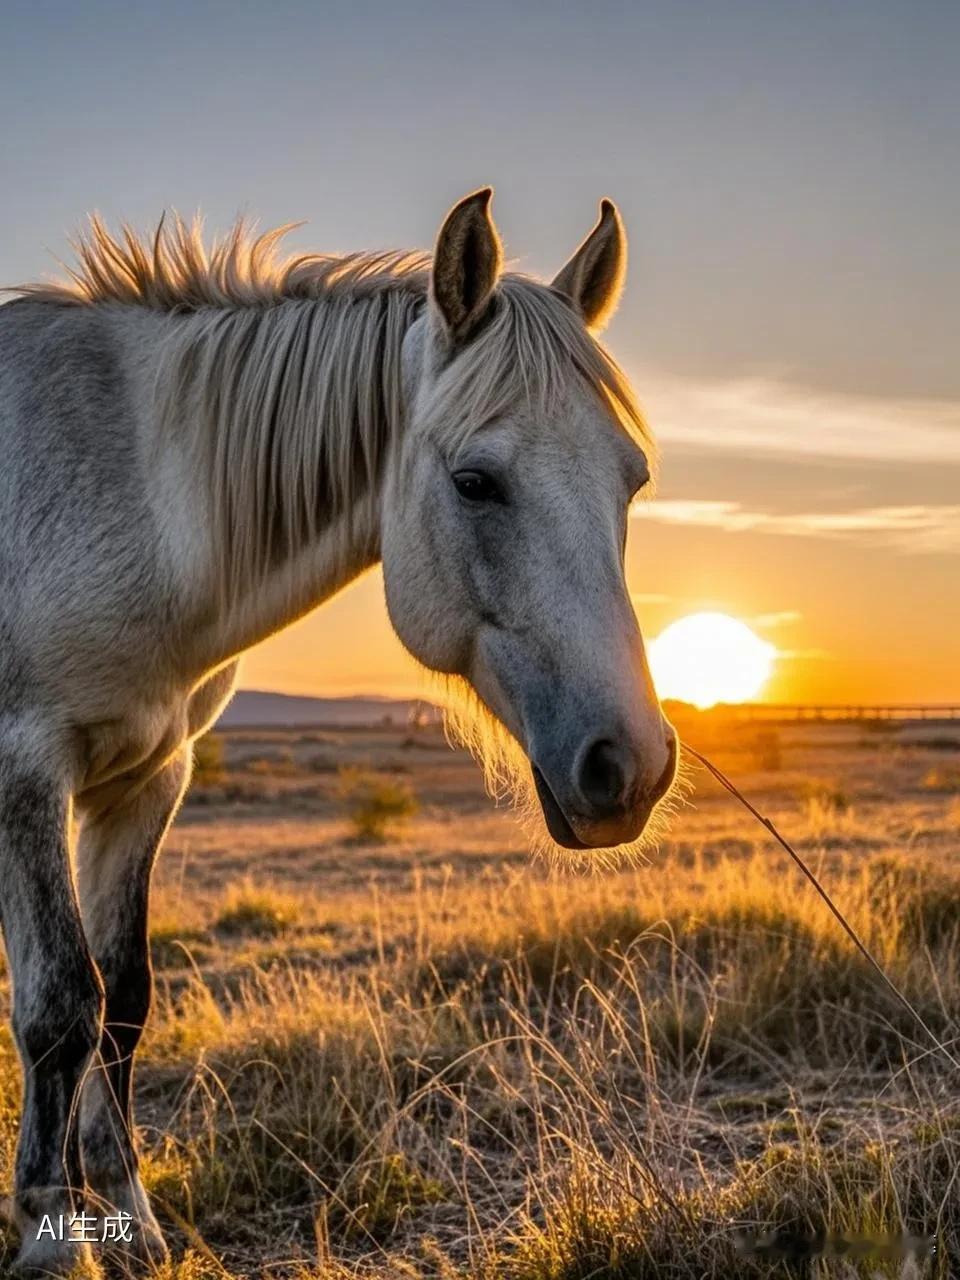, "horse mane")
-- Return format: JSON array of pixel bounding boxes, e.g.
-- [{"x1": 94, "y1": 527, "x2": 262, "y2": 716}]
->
[
  {"x1": 12, "y1": 215, "x2": 653, "y2": 605},
  {"x1": 13, "y1": 212, "x2": 432, "y2": 310}
]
